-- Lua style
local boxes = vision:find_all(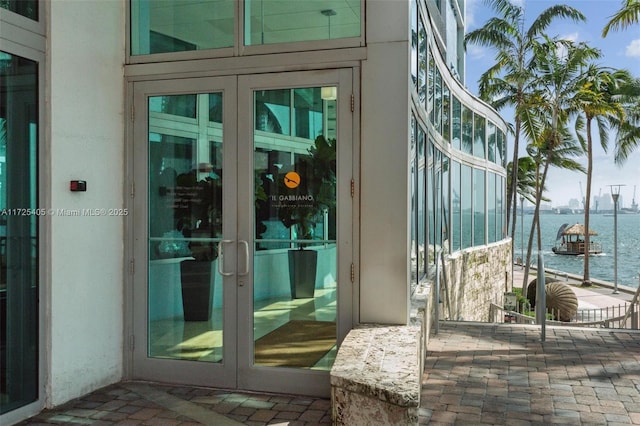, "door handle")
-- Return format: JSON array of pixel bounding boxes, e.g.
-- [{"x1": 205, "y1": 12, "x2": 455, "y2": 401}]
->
[
  {"x1": 238, "y1": 240, "x2": 249, "y2": 276},
  {"x1": 217, "y1": 240, "x2": 234, "y2": 276}
]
